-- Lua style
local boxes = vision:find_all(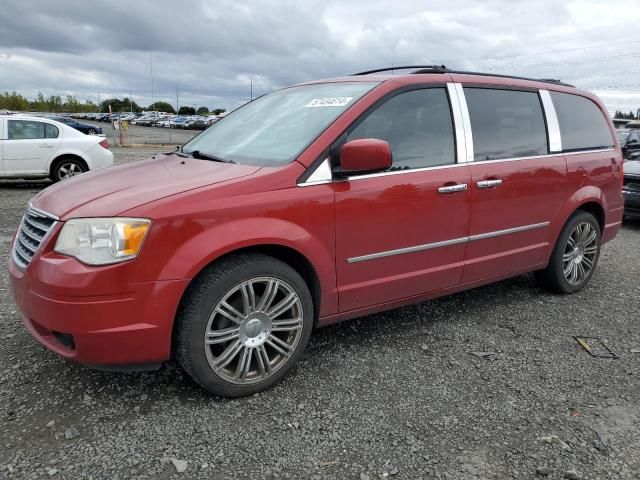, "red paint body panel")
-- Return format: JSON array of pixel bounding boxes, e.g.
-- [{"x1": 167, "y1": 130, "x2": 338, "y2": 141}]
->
[
  {"x1": 8, "y1": 72, "x2": 624, "y2": 369},
  {"x1": 334, "y1": 166, "x2": 471, "y2": 311},
  {"x1": 463, "y1": 156, "x2": 567, "y2": 282}
]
